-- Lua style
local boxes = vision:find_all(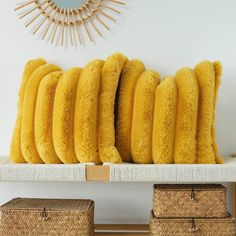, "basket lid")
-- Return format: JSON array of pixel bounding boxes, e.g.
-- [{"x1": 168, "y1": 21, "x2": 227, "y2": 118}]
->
[
  {"x1": 0, "y1": 198, "x2": 93, "y2": 211},
  {"x1": 150, "y1": 211, "x2": 235, "y2": 222},
  {"x1": 153, "y1": 184, "x2": 226, "y2": 191}
]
